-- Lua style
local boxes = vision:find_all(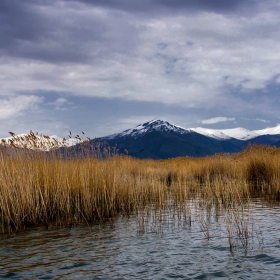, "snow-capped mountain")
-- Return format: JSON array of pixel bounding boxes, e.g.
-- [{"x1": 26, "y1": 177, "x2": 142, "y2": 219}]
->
[
  {"x1": 103, "y1": 120, "x2": 280, "y2": 159},
  {"x1": 107, "y1": 120, "x2": 194, "y2": 140},
  {"x1": 218, "y1": 128, "x2": 259, "y2": 140},
  {"x1": 191, "y1": 127, "x2": 259, "y2": 141},
  {"x1": 254, "y1": 124, "x2": 280, "y2": 135},
  {"x1": 189, "y1": 127, "x2": 231, "y2": 140},
  {"x1": 2, "y1": 120, "x2": 280, "y2": 158},
  {"x1": 107, "y1": 119, "x2": 272, "y2": 141}
]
